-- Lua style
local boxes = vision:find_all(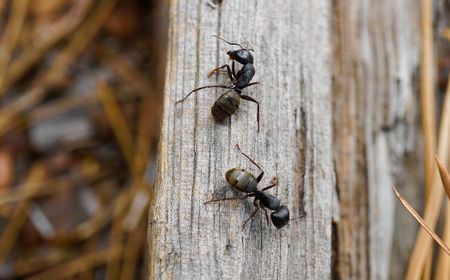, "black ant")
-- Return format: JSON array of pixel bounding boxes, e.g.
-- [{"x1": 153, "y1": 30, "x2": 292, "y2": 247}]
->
[
  {"x1": 205, "y1": 145, "x2": 290, "y2": 229},
  {"x1": 175, "y1": 36, "x2": 261, "y2": 132}
]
